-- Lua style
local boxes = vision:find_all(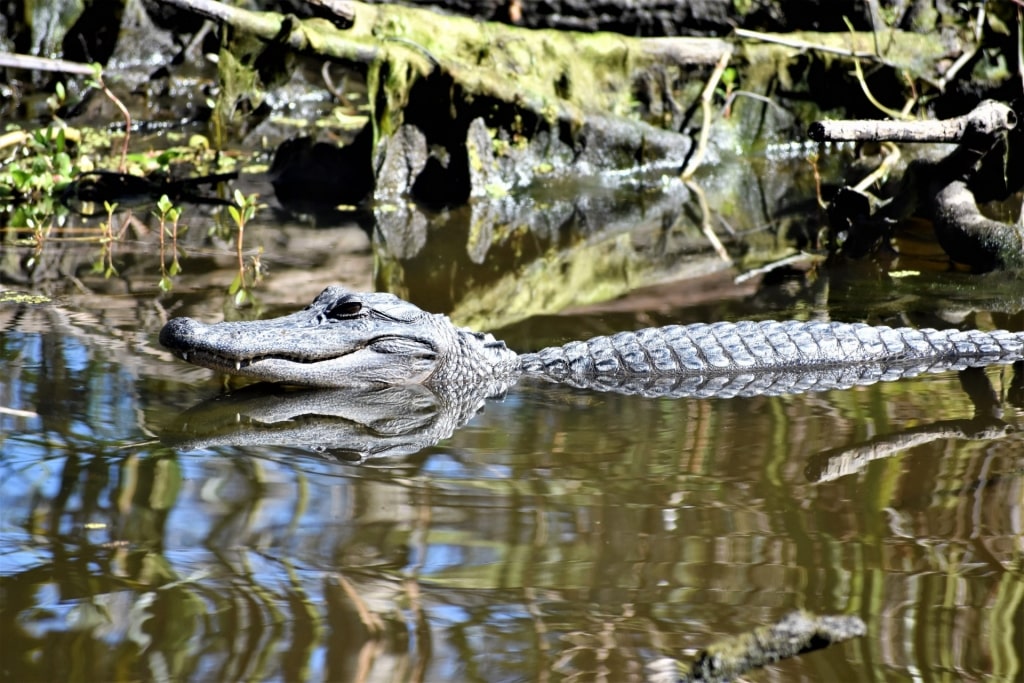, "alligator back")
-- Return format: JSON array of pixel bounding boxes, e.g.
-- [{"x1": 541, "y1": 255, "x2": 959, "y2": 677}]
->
[{"x1": 518, "y1": 321, "x2": 1024, "y2": 398}]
